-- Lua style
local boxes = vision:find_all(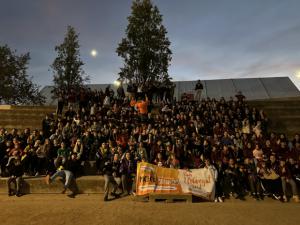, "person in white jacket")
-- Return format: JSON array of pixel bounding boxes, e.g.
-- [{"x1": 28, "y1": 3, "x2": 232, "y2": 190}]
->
[{"x1": 203, "y1": 158, "x2": 220, "y2": 202}]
